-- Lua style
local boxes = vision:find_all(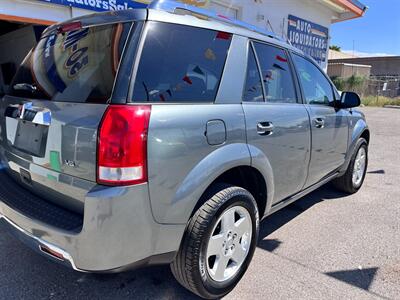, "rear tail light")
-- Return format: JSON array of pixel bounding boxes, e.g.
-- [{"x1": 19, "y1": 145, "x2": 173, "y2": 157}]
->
[
  {"x1": 57, "y1": 21, "x2": 82, "y2": 33},
  {"x1": 97, "y1": 105, "x2": 151, "y2": 186}
]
